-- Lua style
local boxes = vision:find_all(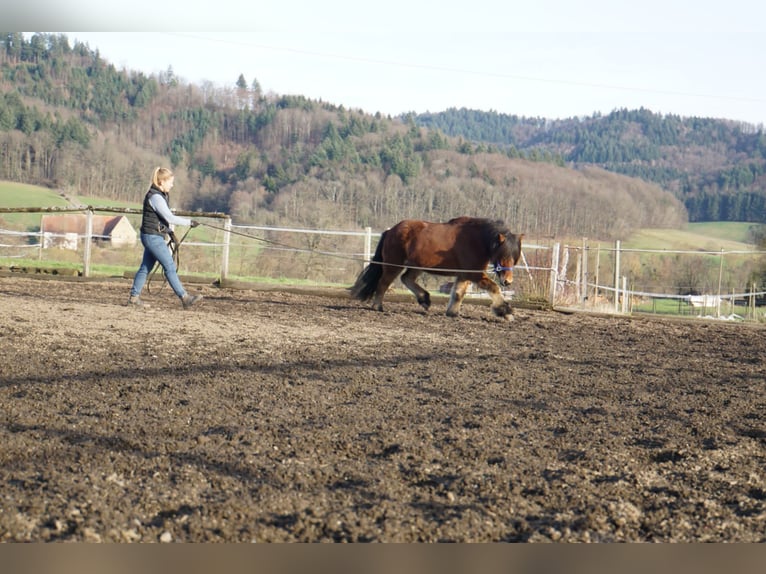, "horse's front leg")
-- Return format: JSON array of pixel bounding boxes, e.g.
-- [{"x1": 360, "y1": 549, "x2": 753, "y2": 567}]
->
[
  {"x1": 476, "y1": 275, "x2": 513, "y2": 320},
  {"x1": 401, "y1": 268, "x2": 431, "y2": 311},
  {"x1": 446, "y1": 278, "x2": 471, "y2": 317}
]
